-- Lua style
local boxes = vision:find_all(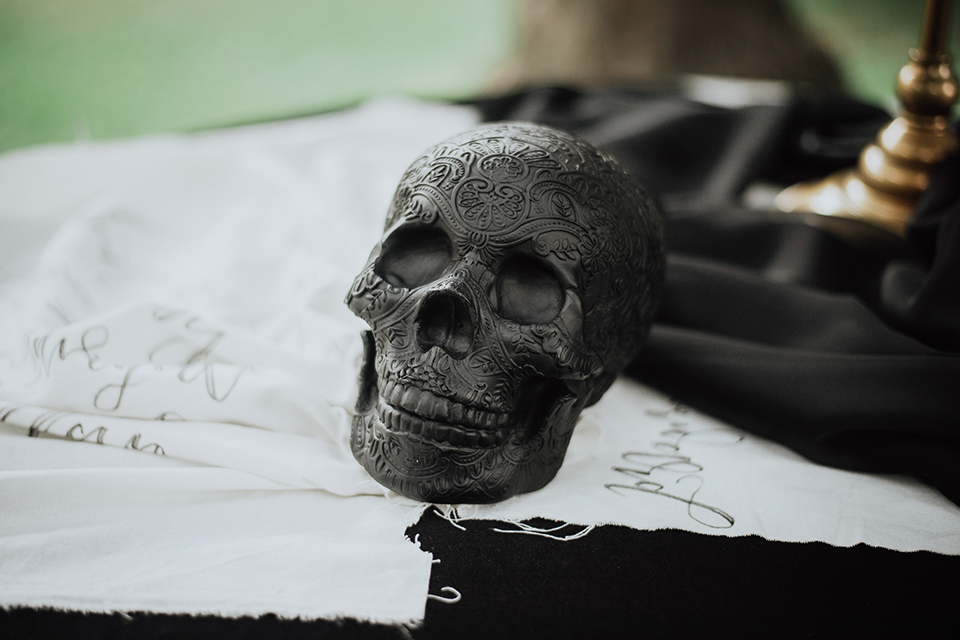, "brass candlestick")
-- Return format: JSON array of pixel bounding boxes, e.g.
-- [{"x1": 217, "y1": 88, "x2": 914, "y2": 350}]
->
[{"x1": 775, "y1": 0, "x2": 958, "y2": 238}]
